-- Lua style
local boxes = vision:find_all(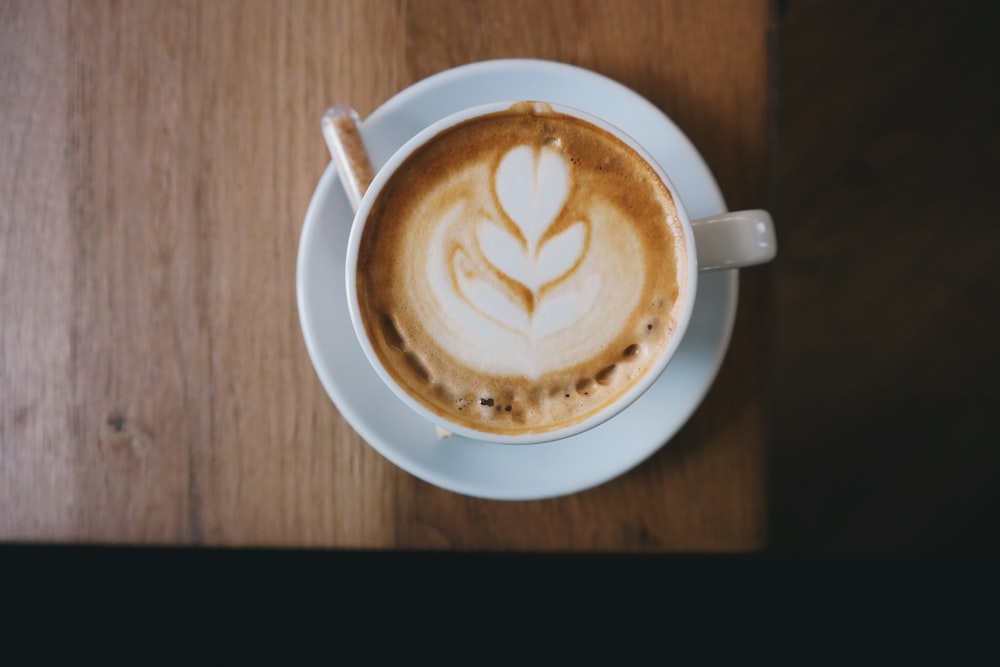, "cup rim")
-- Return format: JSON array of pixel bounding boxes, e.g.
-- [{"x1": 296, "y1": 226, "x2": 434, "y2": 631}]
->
[{"x1": 345, "y1": 100, "x2": 699, "y2": 445}]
